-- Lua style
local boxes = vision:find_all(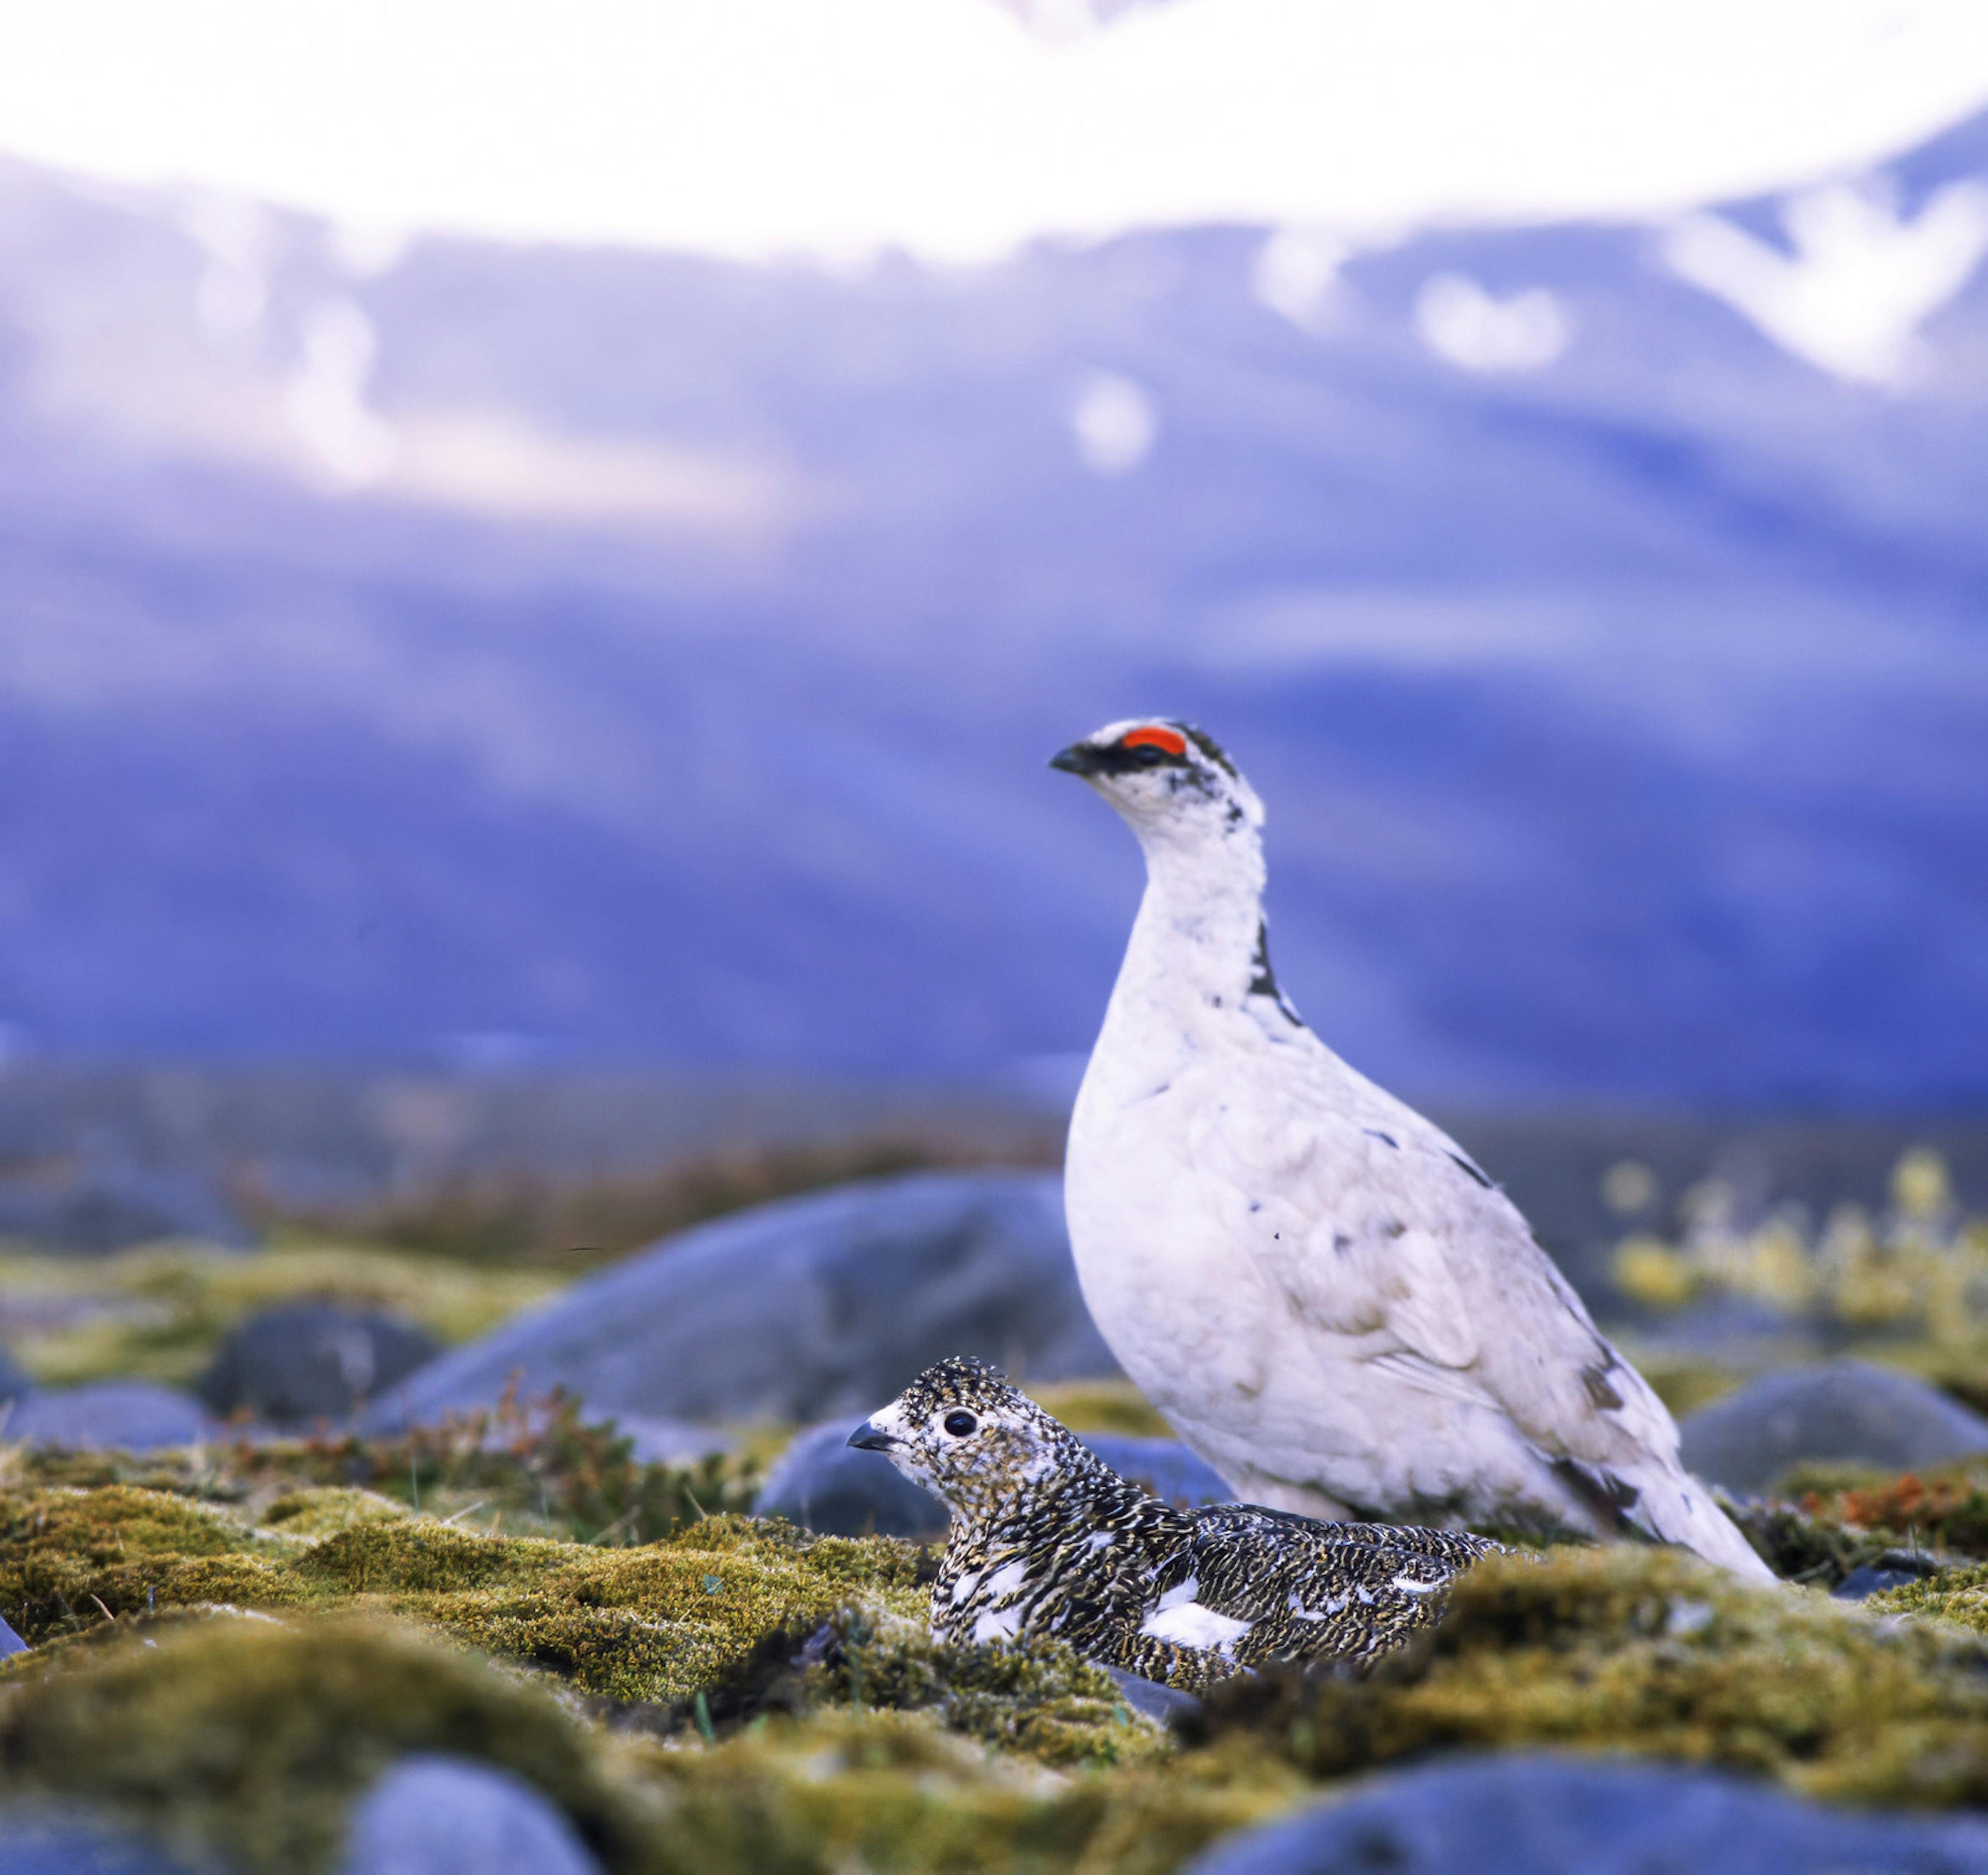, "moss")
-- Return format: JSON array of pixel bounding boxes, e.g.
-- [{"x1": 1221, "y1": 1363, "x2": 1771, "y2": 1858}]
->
[
  {"x1": 798, "y1": 1604, "x2": 1173, "y2": 1767},
  {"x1": 1786, "y1": 1462, "x2": 1988, "y2": 1560},
  {"x1": 1028, "y1": 1381, "x2": 1173, "y2": 1439},
  {"x1": 260, "y1": 1486, "x2": 412, "y2": 1541},
  {"x1": 0, "y1": 1608, "x2": 1289, "y2": 1875},
  {"x1": 1185, "y1": 1546, "x2": 1988, "y2": 1808},
  {"x1": 0, "y1": 1244, "x2": 558, "y2": 1388},
  {"x1": 1869, "y1": 1561, "x2": 1988, "y2": 1634},
  {"x1": 0, "y1": 1614, "x2": 660, "y2": 1875},
  {"x1": 0, "y1": 1484, "x2": 926, "y2": 1706},
  {"x1": 3, "y1": 1389, "x2": 763, "y2": 1549},
  {"x1": 628, "y1": 1710, "x2": 1294, "y2": 1875}
]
